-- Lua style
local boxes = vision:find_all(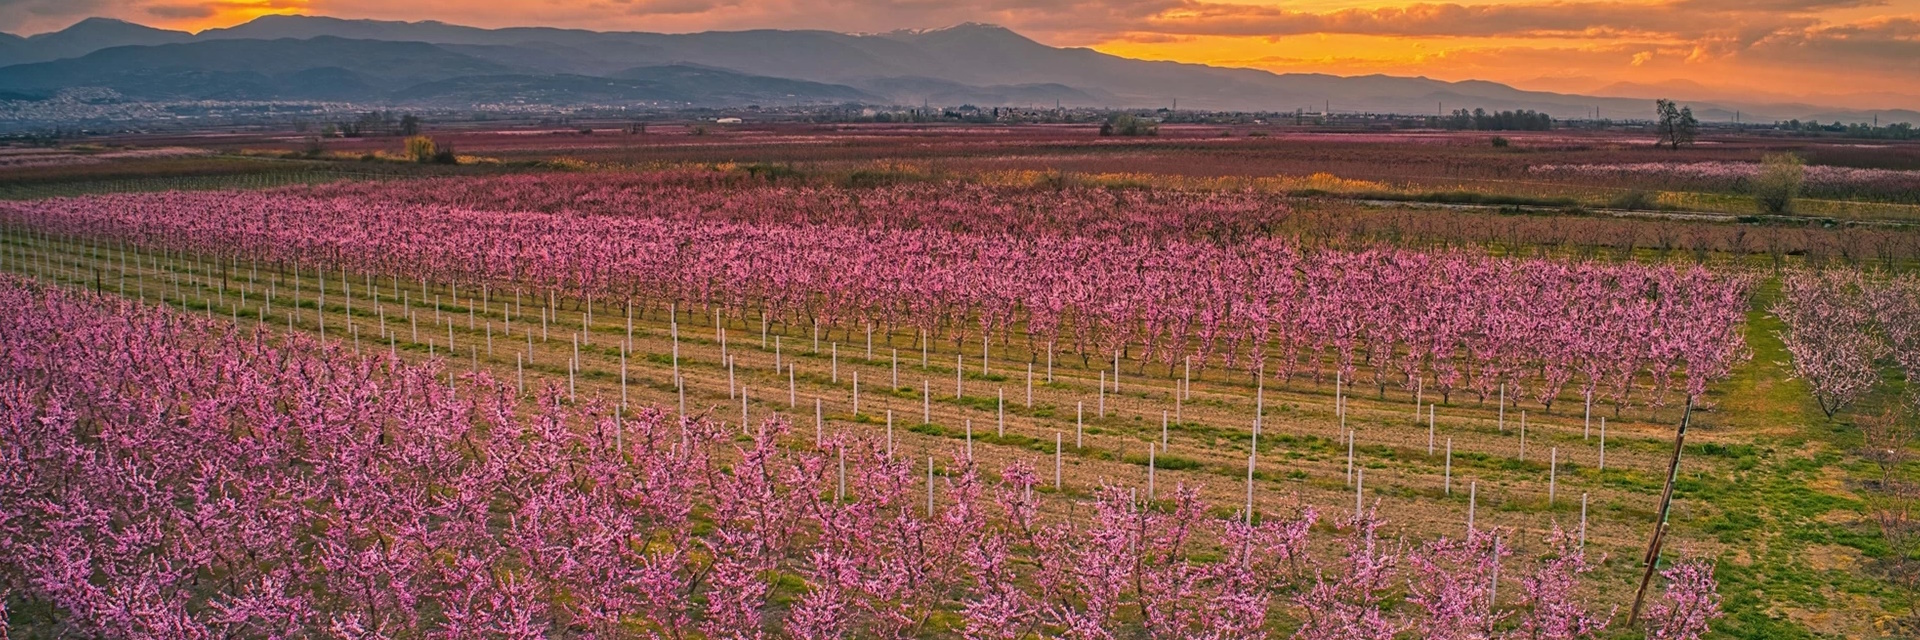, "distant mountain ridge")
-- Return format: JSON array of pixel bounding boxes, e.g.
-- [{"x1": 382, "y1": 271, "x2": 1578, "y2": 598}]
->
[{"x1": 0, "y1": 15, "x2": 1914, "y2": 122}]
